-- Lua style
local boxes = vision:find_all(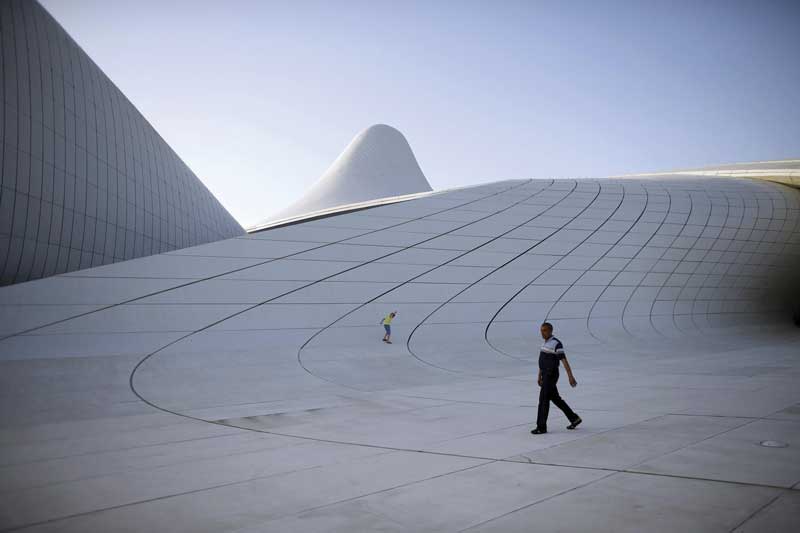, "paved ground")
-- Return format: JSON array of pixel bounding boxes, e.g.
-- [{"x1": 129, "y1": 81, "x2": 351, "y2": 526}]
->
[{"x1": 1, "y1": 177, "x2": 799, "y2": 532}]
